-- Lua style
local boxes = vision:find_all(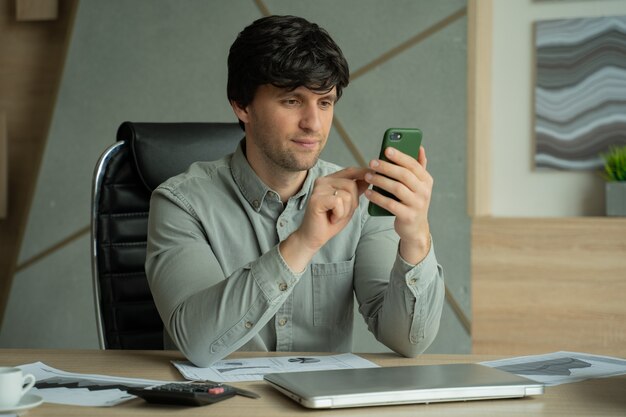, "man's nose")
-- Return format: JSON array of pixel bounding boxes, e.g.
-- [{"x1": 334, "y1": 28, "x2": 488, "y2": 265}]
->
[{"x1": 299, "y1": 104, "x2": 322, "y2": 132}]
